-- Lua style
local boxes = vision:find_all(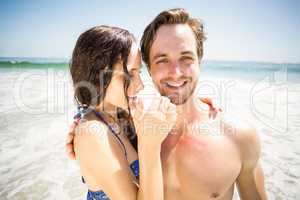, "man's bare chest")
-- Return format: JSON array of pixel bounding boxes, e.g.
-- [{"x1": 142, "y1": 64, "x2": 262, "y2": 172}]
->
[{"x1": 161, "y1": 132, "x2": 241, "y2": 199}]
